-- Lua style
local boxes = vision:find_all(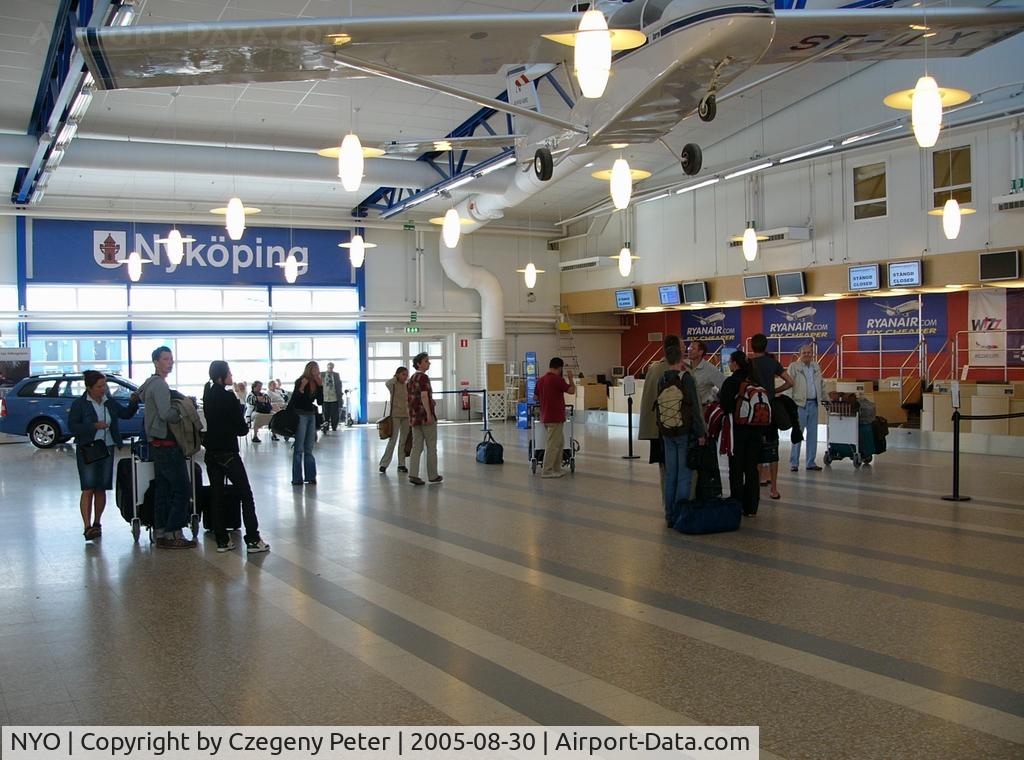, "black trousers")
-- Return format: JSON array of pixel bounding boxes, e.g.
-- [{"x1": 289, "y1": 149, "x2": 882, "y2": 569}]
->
[
  {"x1": 729, "y1": 426, "x2": 763, "y2": 516},
  {"x1": 324, "y1": 400, "x2": 340, "y2": 430},
  {"x1": 205, "y1": 451, "x2": 260, "y2": 545}
]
